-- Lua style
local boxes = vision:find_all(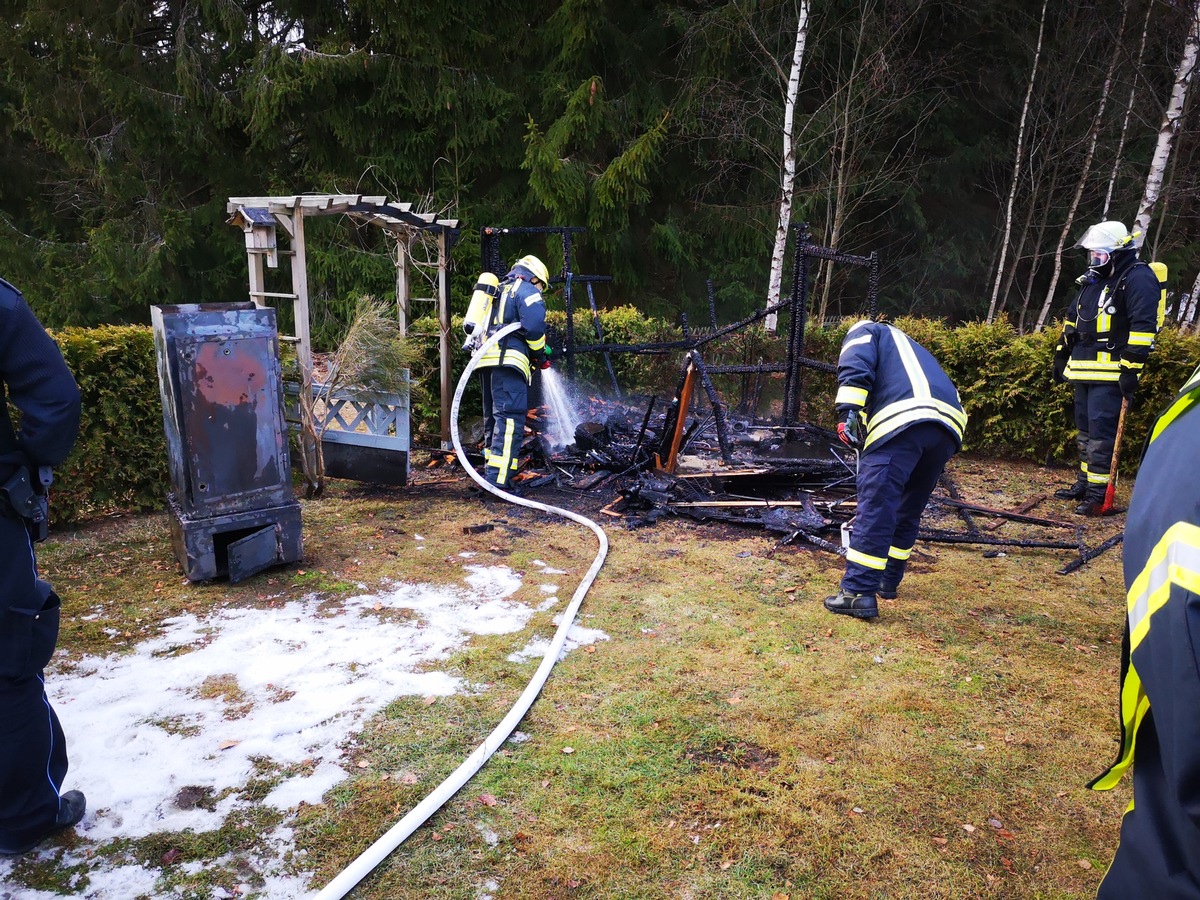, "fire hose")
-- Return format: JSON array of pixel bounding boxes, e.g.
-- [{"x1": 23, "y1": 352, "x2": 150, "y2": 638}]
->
[{"x1": 314, "y1": 322, "x2": 610, "y2": 899}]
